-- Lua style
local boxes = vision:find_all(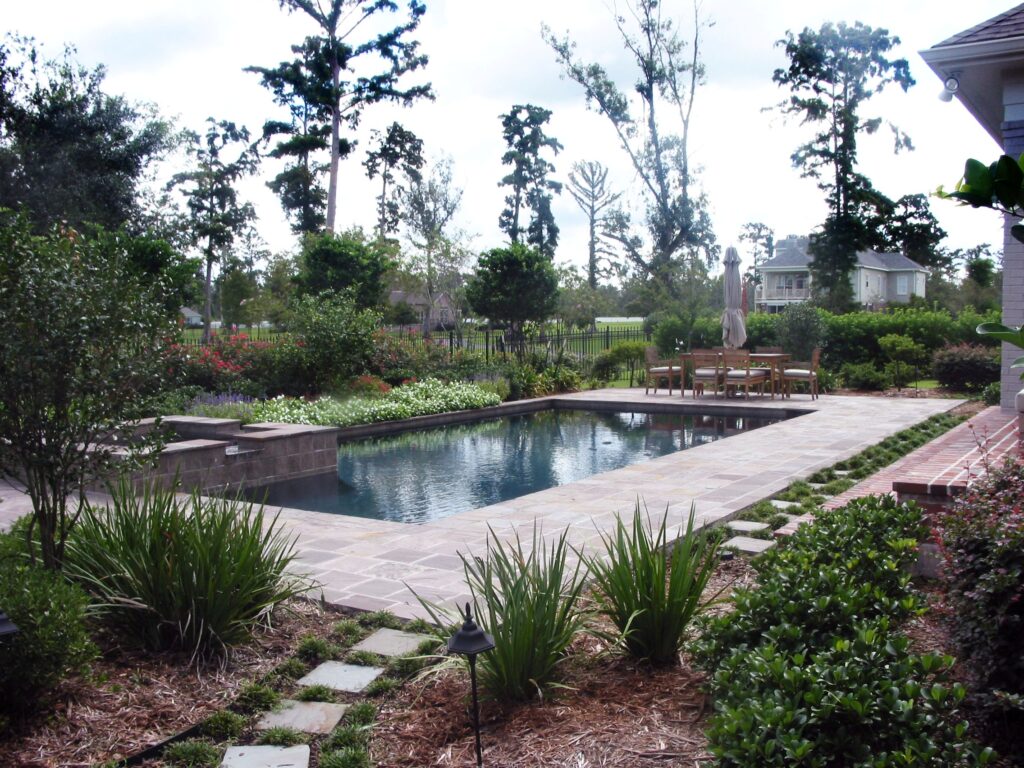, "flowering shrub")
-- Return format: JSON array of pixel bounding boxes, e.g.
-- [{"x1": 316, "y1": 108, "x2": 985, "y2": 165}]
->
[
  {"x1": 185, "y1": 392, "x2": 256, "y2": 423},
  {"x1": 251, "y1": 379, "x2": 500, "y2": 427},
  {"x1": 171, "y1": 332, "x2": 272, "y2": 393},
  {"x1": 341, "y1": 375, "x2": 391, "y2": 398},
  {"x1": 937, "y1": 458, "x2": 1024, "y2": 711},
  {"x1": 369, "y1": 330, "x2": 488, "y2": 384}
]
